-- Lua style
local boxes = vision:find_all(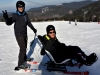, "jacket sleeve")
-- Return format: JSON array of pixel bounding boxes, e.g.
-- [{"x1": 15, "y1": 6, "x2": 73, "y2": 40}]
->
[
  {"x1": 38, "y1": 35, "x2": 44, "y2": 43},
  {"x1": 56, "y1": 39, "x2": 66, "y2": 47},
  {"x1": 38, "y1": 35, "x2": 46, "y2": 55},
  {"x1": 5, "y1": 13, "x2": 15, "y2": 25},
  {"x1": 27, "y1": 14, "x2": 36, "y2": 31}
]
